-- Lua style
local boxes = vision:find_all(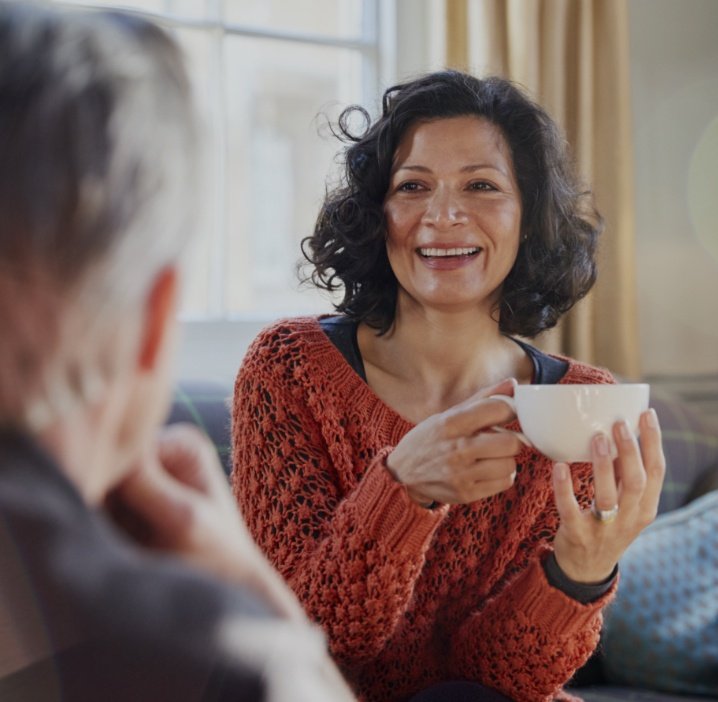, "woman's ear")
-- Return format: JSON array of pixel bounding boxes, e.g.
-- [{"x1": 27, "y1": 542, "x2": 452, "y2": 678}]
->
[{"x1": 138, "y1": 266, "x2": 179, "y2": 372}]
